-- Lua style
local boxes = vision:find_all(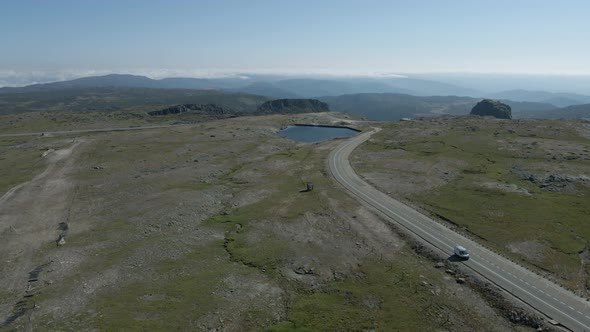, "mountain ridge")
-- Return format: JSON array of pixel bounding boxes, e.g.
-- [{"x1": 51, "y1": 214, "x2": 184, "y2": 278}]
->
[
  {"x1": 488, "y1": 89, "x2": 590, "y2": 107},
  {"x1": 320, "y1": 93, "x2": 558, "y2": 120},
  {"x1": 0, "y1": 73, "x2": 483, "y2": 99}
]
